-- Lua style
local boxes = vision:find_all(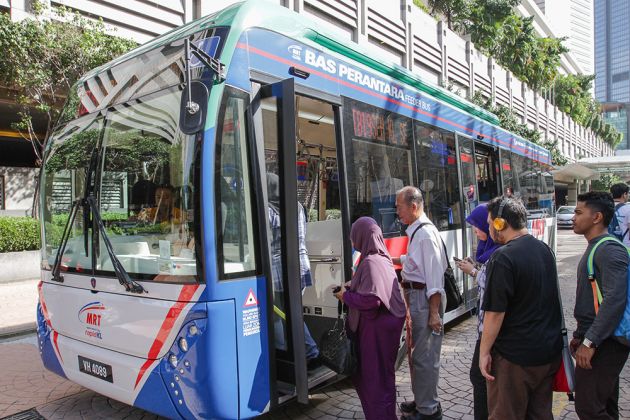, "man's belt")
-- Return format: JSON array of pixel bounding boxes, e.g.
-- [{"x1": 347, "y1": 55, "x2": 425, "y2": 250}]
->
[{"x1": 401, "y1": 281, "x2": 426, "y2": 290}]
